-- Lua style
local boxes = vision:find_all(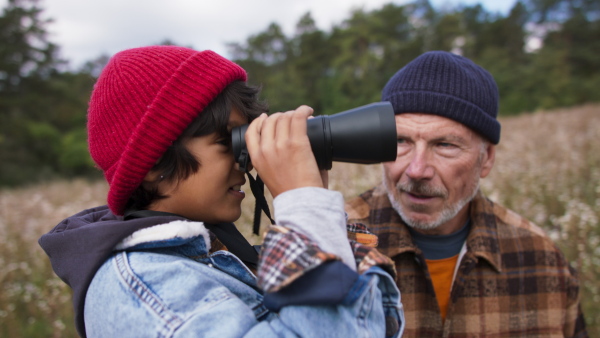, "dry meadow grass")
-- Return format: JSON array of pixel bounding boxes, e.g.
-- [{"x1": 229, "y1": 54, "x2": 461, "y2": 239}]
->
[{"x1": 1, "y1": 104, "x2": 598, "y2": 336}]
